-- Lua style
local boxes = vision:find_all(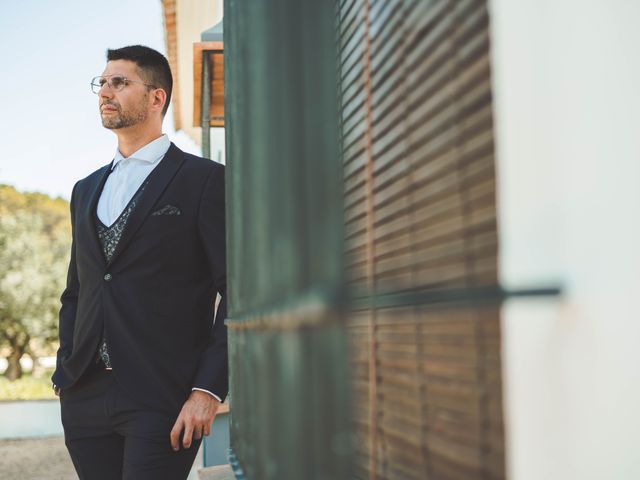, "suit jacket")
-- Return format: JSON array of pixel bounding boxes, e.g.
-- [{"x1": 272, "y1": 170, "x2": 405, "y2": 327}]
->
[{"x1": 52, "y1": 143, "x2": 228, "y2": 414}]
